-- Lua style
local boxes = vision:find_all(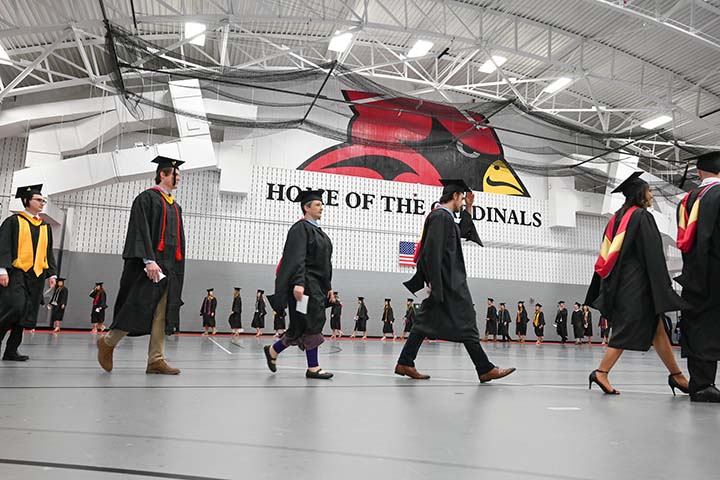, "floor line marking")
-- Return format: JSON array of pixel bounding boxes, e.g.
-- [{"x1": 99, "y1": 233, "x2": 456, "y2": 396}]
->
[{"x1": 208, "y1": 338, "x2": 232, "y2": 355}]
